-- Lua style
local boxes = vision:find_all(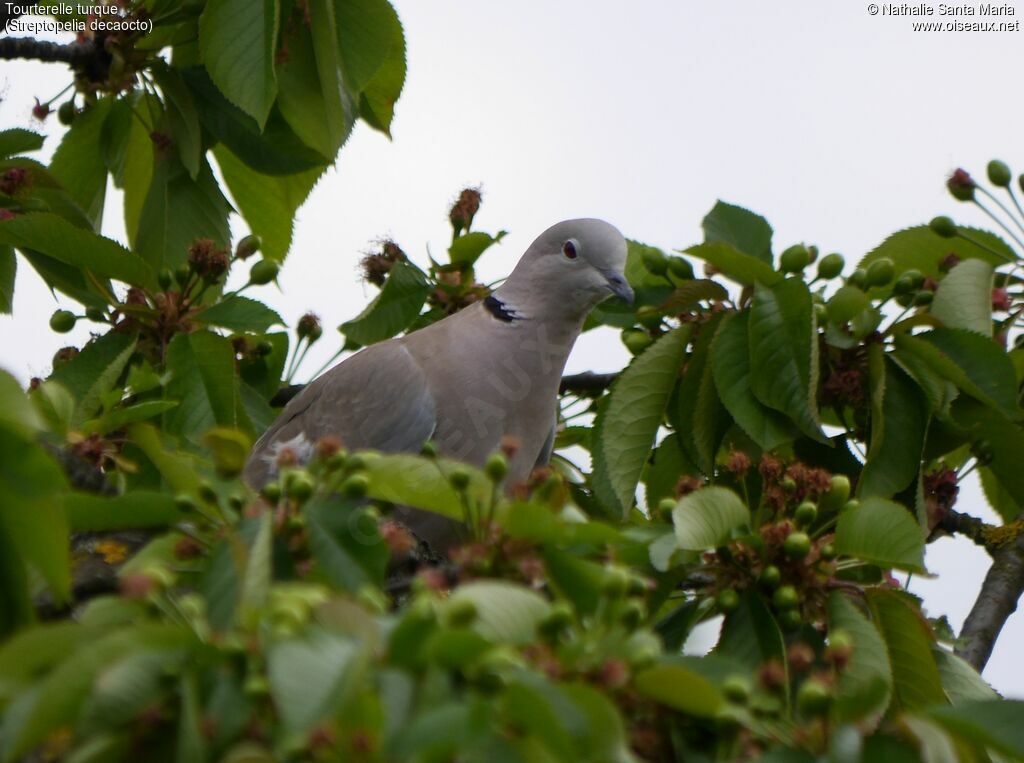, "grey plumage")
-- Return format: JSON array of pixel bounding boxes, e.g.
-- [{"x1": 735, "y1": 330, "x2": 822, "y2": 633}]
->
[{"x1": 244, "y1": 218, "x2": 633, "y2": 550}]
